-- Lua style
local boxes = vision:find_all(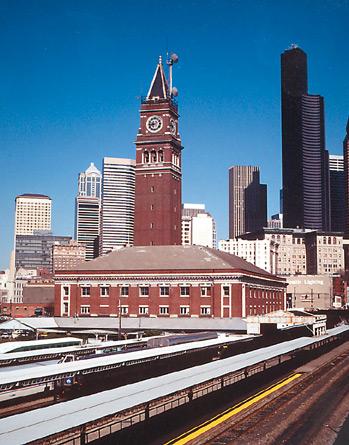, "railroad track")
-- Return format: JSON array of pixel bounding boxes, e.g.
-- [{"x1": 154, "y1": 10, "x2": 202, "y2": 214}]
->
[{"x1": 166, "y1": 346, "x2": 349, "y2": 445}]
